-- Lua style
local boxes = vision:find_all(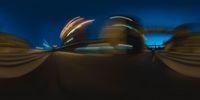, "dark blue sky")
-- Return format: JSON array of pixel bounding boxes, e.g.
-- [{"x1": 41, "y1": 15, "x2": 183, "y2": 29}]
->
[{"x1": 0, "y1": 0, "x2": 200, "y2": 47}]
